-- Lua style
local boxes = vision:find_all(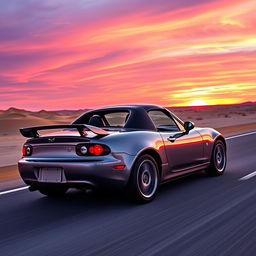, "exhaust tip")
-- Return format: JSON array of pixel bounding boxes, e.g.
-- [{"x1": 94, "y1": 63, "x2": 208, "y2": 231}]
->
[{"x1": 28, "y1": 185, "x2": 38, "y2": 192}]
